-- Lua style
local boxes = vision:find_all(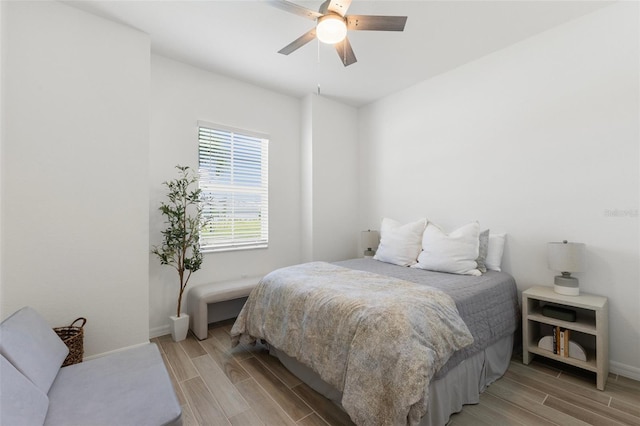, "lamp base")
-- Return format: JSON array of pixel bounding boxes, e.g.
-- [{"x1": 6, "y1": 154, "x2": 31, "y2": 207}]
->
[{"x1": 554, "y1": 275, "x2": 580, "y2": 296}]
